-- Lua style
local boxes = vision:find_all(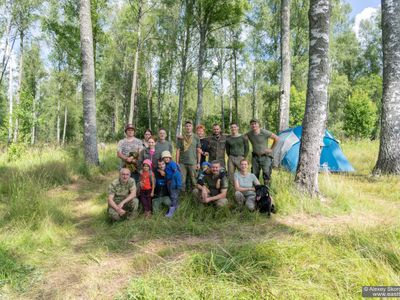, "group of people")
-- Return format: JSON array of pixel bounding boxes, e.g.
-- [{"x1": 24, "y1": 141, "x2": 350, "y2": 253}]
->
[{"x1": 107, "y1": 119, "x2": 279, "y2": 221}]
